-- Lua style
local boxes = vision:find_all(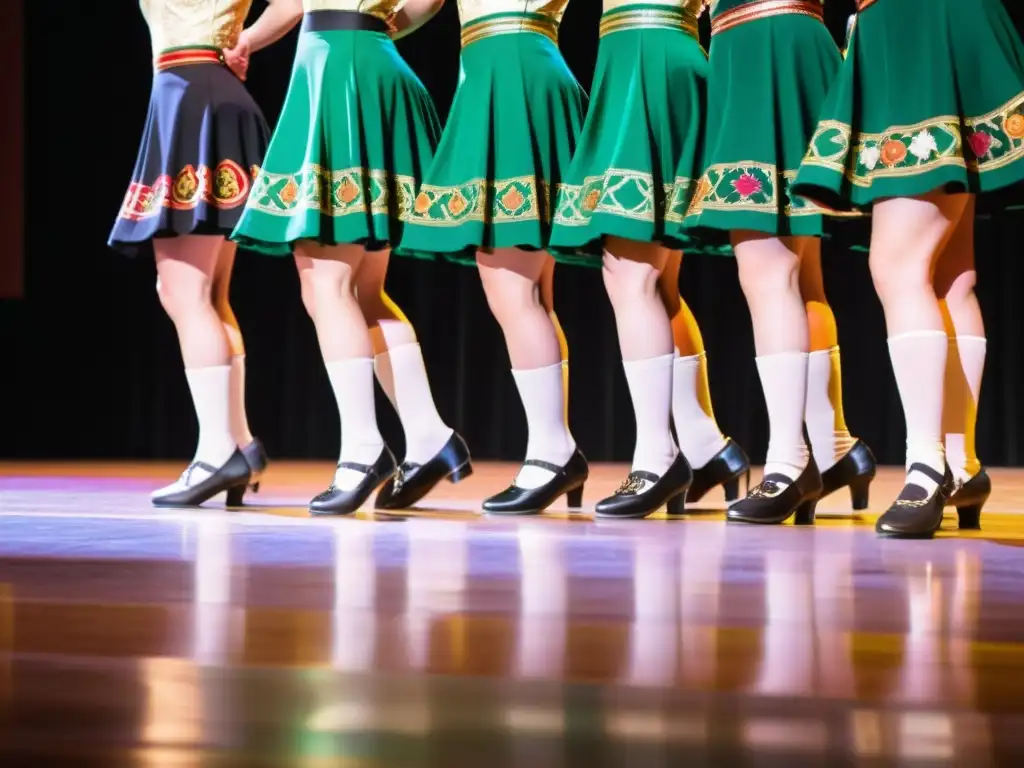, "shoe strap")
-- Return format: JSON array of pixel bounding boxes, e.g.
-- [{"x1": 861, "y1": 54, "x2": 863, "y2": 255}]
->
[
  {"x1": 523, "y1": 458, "x2": 565, "y2": 474},
  {"x1": 907, "y1": 462, "x2": 946, "y2": 486},
  {"x1": 337, "y1": 461, "x2": 374, "y2": 474},
  {"x1": 184, "y1": 461, "x2": 219, "y2": 483}
]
